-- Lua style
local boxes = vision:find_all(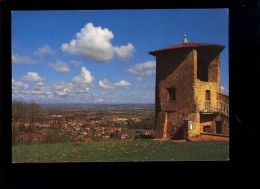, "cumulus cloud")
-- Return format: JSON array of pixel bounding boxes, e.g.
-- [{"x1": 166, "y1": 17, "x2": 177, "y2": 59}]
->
[
  {"x1": 61, "y1": 22, "x2": 135, "y2": 63},
  {"x1": 114, "y1": 43, "x2": 135, "y2": 62},
  {"x1": 31, "y1": 83, "x2": 52, "y2": 97},
  {"x1": 35, "y1": 82, "x2": 45, "y2": 86},
  {"x1": 34, "y1": 45, "x2": 56, "y2": 56},
  {"x1": 52, "y1": 81, "x2": 72, "y2": 90},
  {"x1": 127, "y1": 60, "x2": 156, "y2": 76},
  {"x1": 99, "y1": 79, "x2": 114, "y2": 89},
  {"x1": 31, "y1": 89, "x2": 52, "y2": 96},
  {"x1": 52, "y1": 81, "x2": 73, "y2": 96},
  {"x1": 46, "y1": 60, "x2": 71, "y2": 73},
  {"x1": 20, "y1": 72, "x2": 45, "y2": 82},
  {"x1": 55, "y1": 89, "x2": 68, "y2": 96},
  {"x1": 74, "y1": 87, "x2": 90, "y2": 94},
  {"x1": 13, "y1": 77, "x2": 102, "y2": 103},
  {"x1": 60, "y1": 22, "x2": 115, "y2": 63},
  {"x1": 12, "y1": 54, "x2": 39, "y2": 64},
  {"x1": 12, "y1": 79, "x2": 53, "y2": 100},
  {"x1": 72, "y1": 67, "x2": 94, "y2": 85},
  {"x1": 51, "y1": 80, "x2": 90, "y2": 98},
  {"x1": 99, "y1": 78, "x2": 132, "y2": 90},
  {"x1": 12, "y1": 79, "x2": 30, "y2": 92},
  {"x1": 113, "y1": 80, "x2": 132, "y2": 89},
  {"x1": 136, "y1": 77, "x2": 143, "y2": 81}
]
